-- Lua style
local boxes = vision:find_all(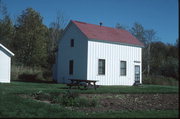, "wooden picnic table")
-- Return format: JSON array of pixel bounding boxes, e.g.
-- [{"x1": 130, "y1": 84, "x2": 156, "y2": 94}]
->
[{"x1": 67, "y1": 79, "x2": 99, "y2": 90}]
